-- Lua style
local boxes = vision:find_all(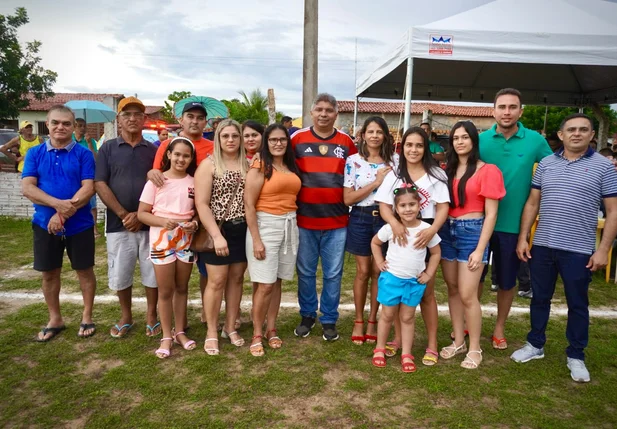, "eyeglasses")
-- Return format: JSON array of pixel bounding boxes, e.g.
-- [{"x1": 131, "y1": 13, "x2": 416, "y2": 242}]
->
[
  {"x1": 268, "y1": 137, "x2": 288, "y2": 145},
  {"x1": 119, "y1": 112, "x2": 145, "y2": 119}
]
